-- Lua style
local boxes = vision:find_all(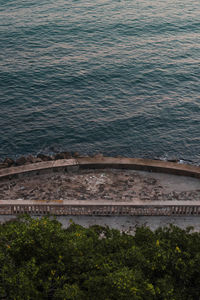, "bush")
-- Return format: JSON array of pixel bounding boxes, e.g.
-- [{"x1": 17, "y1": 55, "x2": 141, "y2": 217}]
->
[{"x1": 0, "y1": 216, "x2": 199, "y2": 299}]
